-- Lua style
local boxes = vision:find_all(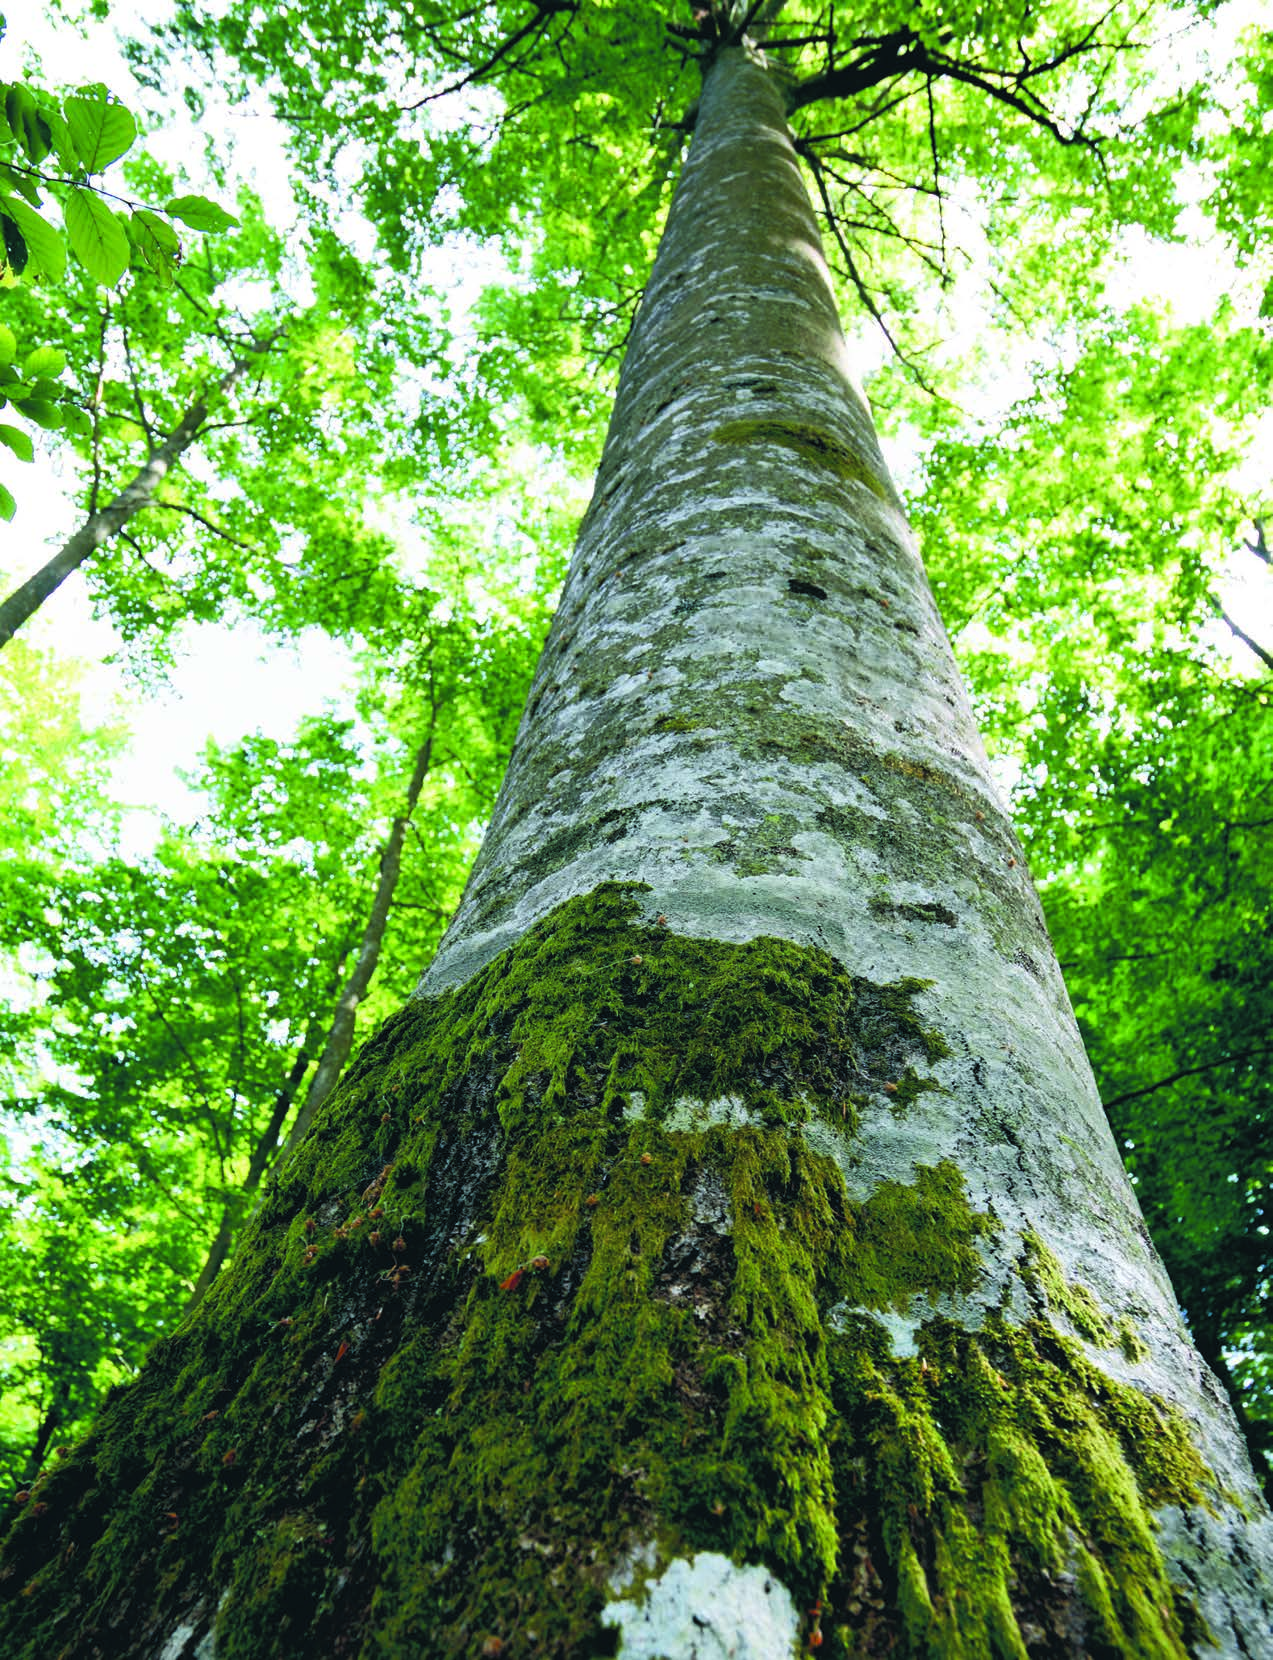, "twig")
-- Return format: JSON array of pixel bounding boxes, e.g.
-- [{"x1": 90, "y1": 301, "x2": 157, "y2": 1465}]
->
[{"x1": 1103, "y1": 1047, "x2": 1273, "y2": 1112}]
